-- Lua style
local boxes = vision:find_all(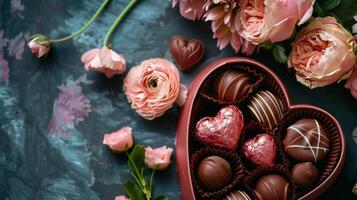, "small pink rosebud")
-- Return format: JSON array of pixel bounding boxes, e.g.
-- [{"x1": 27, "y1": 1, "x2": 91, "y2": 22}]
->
[
  {"x1": 144, "y1": 146, "x2": 173, "y2": 170},
  {"x1": 81, "y1": 46, "x2": 126, "y2": 78},
  {"x1": 103, "y1": 127, "x2": 134, "y2": 153},
  {"x1": 27, "y1": 34, "x2": 50, "y2": 58},
  {"x1": 115, "y1": 195, "x2": 130, "y2": 200}
]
